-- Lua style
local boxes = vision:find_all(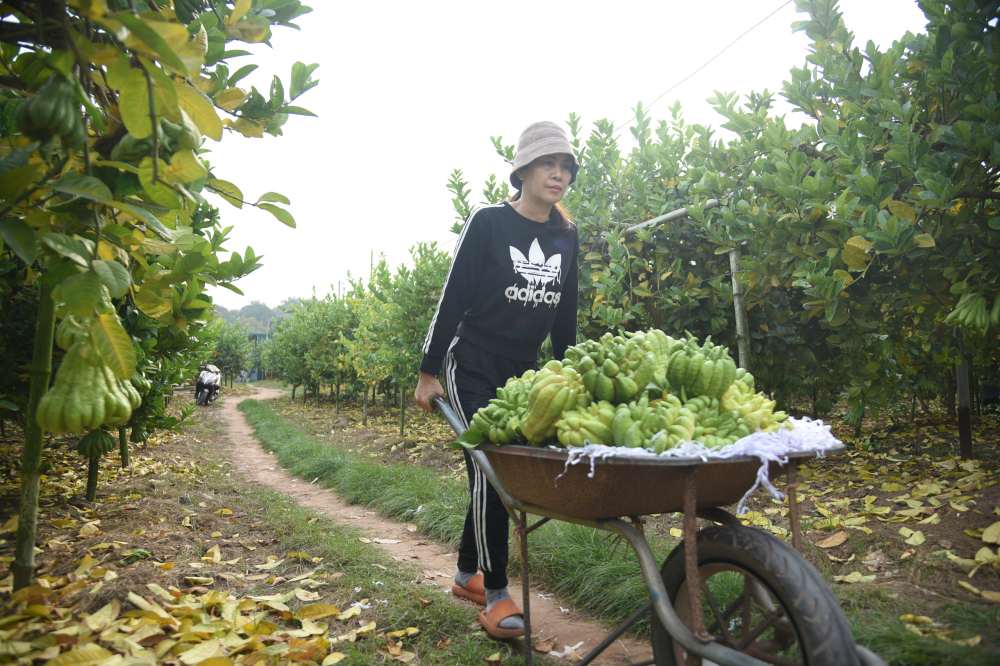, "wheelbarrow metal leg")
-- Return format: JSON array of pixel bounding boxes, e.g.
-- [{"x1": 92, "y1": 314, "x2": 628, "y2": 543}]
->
[
  {"x1": 519, "y1": 510, "x2": 533, "y2": 664},
  {"x1": 786, "y1": 460, "x2": 802, "y2": 553},
  {"x1": 683, "y1": 466, "x2": 712, "y2": 643},
  {"x1": 577, "y1": 601, "x2": 652, "y2": 666}
]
